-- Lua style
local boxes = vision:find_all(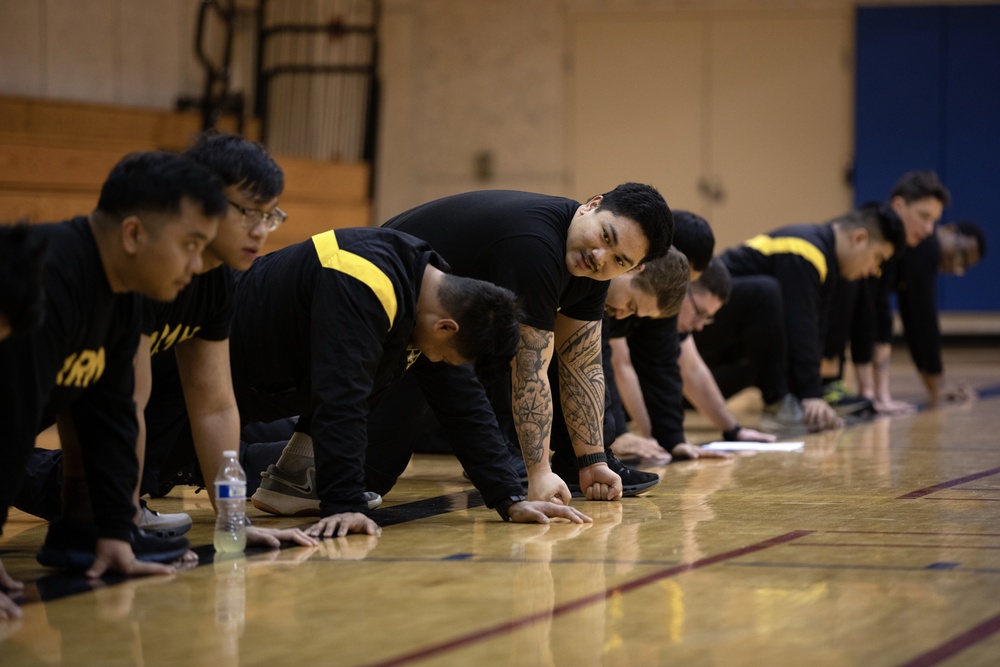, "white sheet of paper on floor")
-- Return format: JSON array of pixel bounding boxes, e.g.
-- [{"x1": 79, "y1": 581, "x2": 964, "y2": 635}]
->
[{"x1": 702, "y1": 441, "x2": 805, "y2": 452}]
